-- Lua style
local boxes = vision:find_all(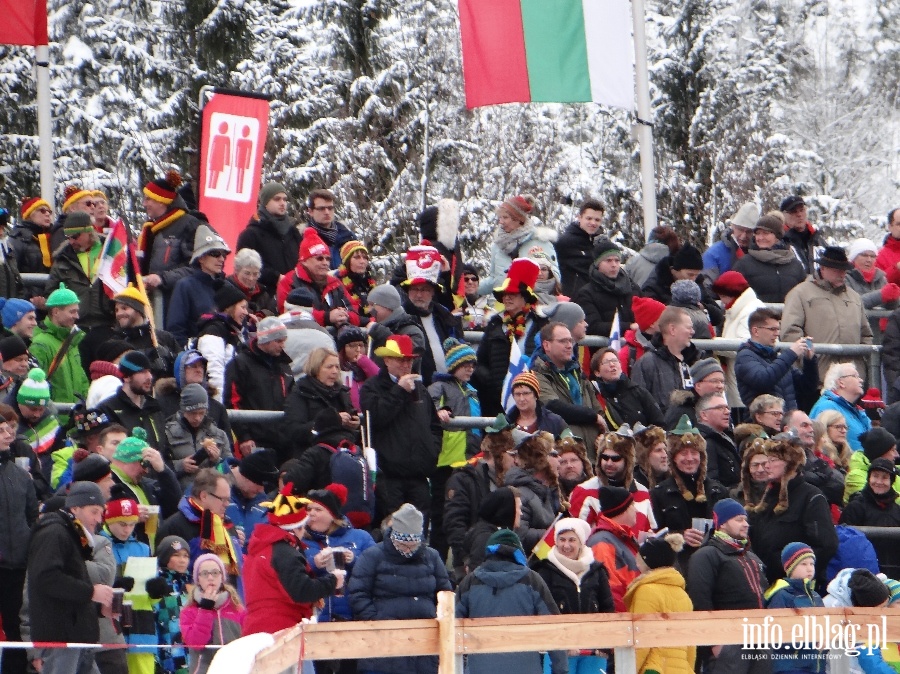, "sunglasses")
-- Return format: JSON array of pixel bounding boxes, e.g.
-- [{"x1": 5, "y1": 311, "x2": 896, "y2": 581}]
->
[
  {"x1": 312, "y1": 255, "x2": 330, "y2": 262},
  {"x1": 463, "y1": 276, "x2": 478, "y2": 282},
  {"x1": 206, "y1": 251, "x2": 227, "y2": 259},
  {"x1": 36, "y1": 208, "x2": 52, "y2": 214},
  {"x1": 83, "y1": 200, "x2": 96, "y2": 207},
  {"x1": 549, "y1": 450, "x2": 560, "y2": 458},
  {"x1": 599, "y1": 454, "x2": 624, "y2": 462}
]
